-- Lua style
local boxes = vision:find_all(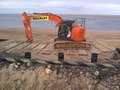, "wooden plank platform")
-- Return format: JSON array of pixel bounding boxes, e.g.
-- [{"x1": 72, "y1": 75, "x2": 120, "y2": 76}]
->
[
  {"x1": 78, "y1": 49, "x2": 88, "y2": 56},
  {"x1": 19, "y1": 42, "x2": 40, "y2": 53},
  {"x1": 5, "y1": 42, "x2": 19, "y2": 50},
  {"x1": 0, "y1": 40, "x2": 116, "y2": 62},
  {"x1": 0, "y1": 40, "x2": 13, "y2": 46},
  {"x1": 66, "y1": 49, "x2": 78, "y2": 55},
  {"x1": 41, "y1": 43, "x2": 54, "y2": 55},
  {"x1": 96, "y1": 41, "x2": 115, "y2": 51},
  {"x1": 6, "y1": 42, "x2": 28, "y2": 53},
  {"x1": 92, "y1": 41, "x2": 111, "y2": 52},
  {"x1": 32, "y1": 42, "x2": 49, "y2": 55}
]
